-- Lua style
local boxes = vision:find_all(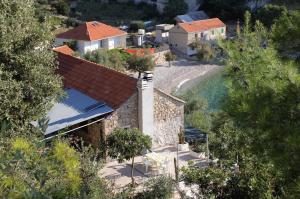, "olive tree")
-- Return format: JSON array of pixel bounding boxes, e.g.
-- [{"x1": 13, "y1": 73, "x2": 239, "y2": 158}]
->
[
  {"x1": 164, "y1": 51, "x2": 176, "y2": 67},
  {"x1": 127, "y1": 53, "x2": 155, "y2": 78},
  {"x1": 106, "y1": 128, "x2": 152, "y2": 185}
]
